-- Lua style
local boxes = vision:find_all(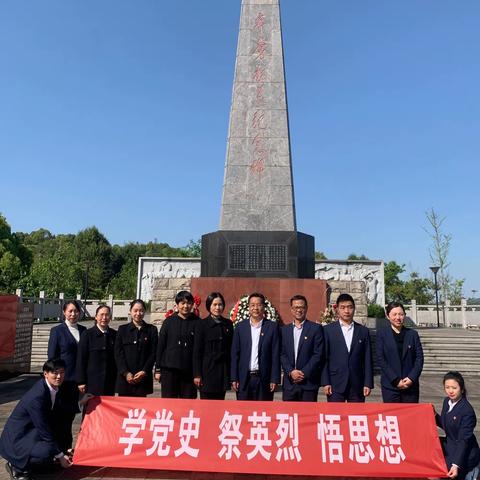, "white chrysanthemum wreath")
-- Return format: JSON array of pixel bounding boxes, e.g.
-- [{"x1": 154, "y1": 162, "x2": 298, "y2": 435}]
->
[{"x1": 229, "y1": 294, "x2": 280, "y2": 326}]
